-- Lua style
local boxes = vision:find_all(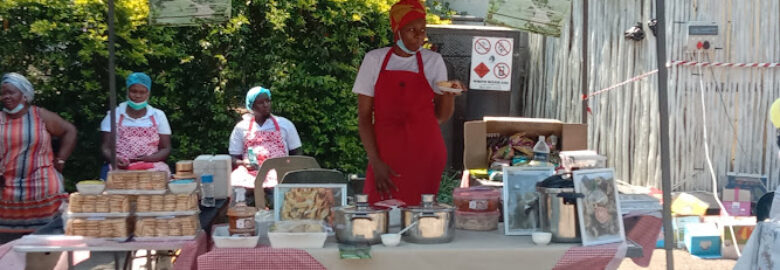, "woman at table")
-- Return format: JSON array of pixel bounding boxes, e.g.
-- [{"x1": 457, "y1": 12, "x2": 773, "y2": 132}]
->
[
  {"x1": 0, "y1": 73, "x2": 77, "y2": 243},
  {"x1": 354, "y1": 0, "x2": 465, "y2": 205},
  {"x1": 100, "y1": 72, "x2": 172, "y2": 177},
  {"x1": 229, "y1": 87, "x2": 302, "y2": 196}
]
